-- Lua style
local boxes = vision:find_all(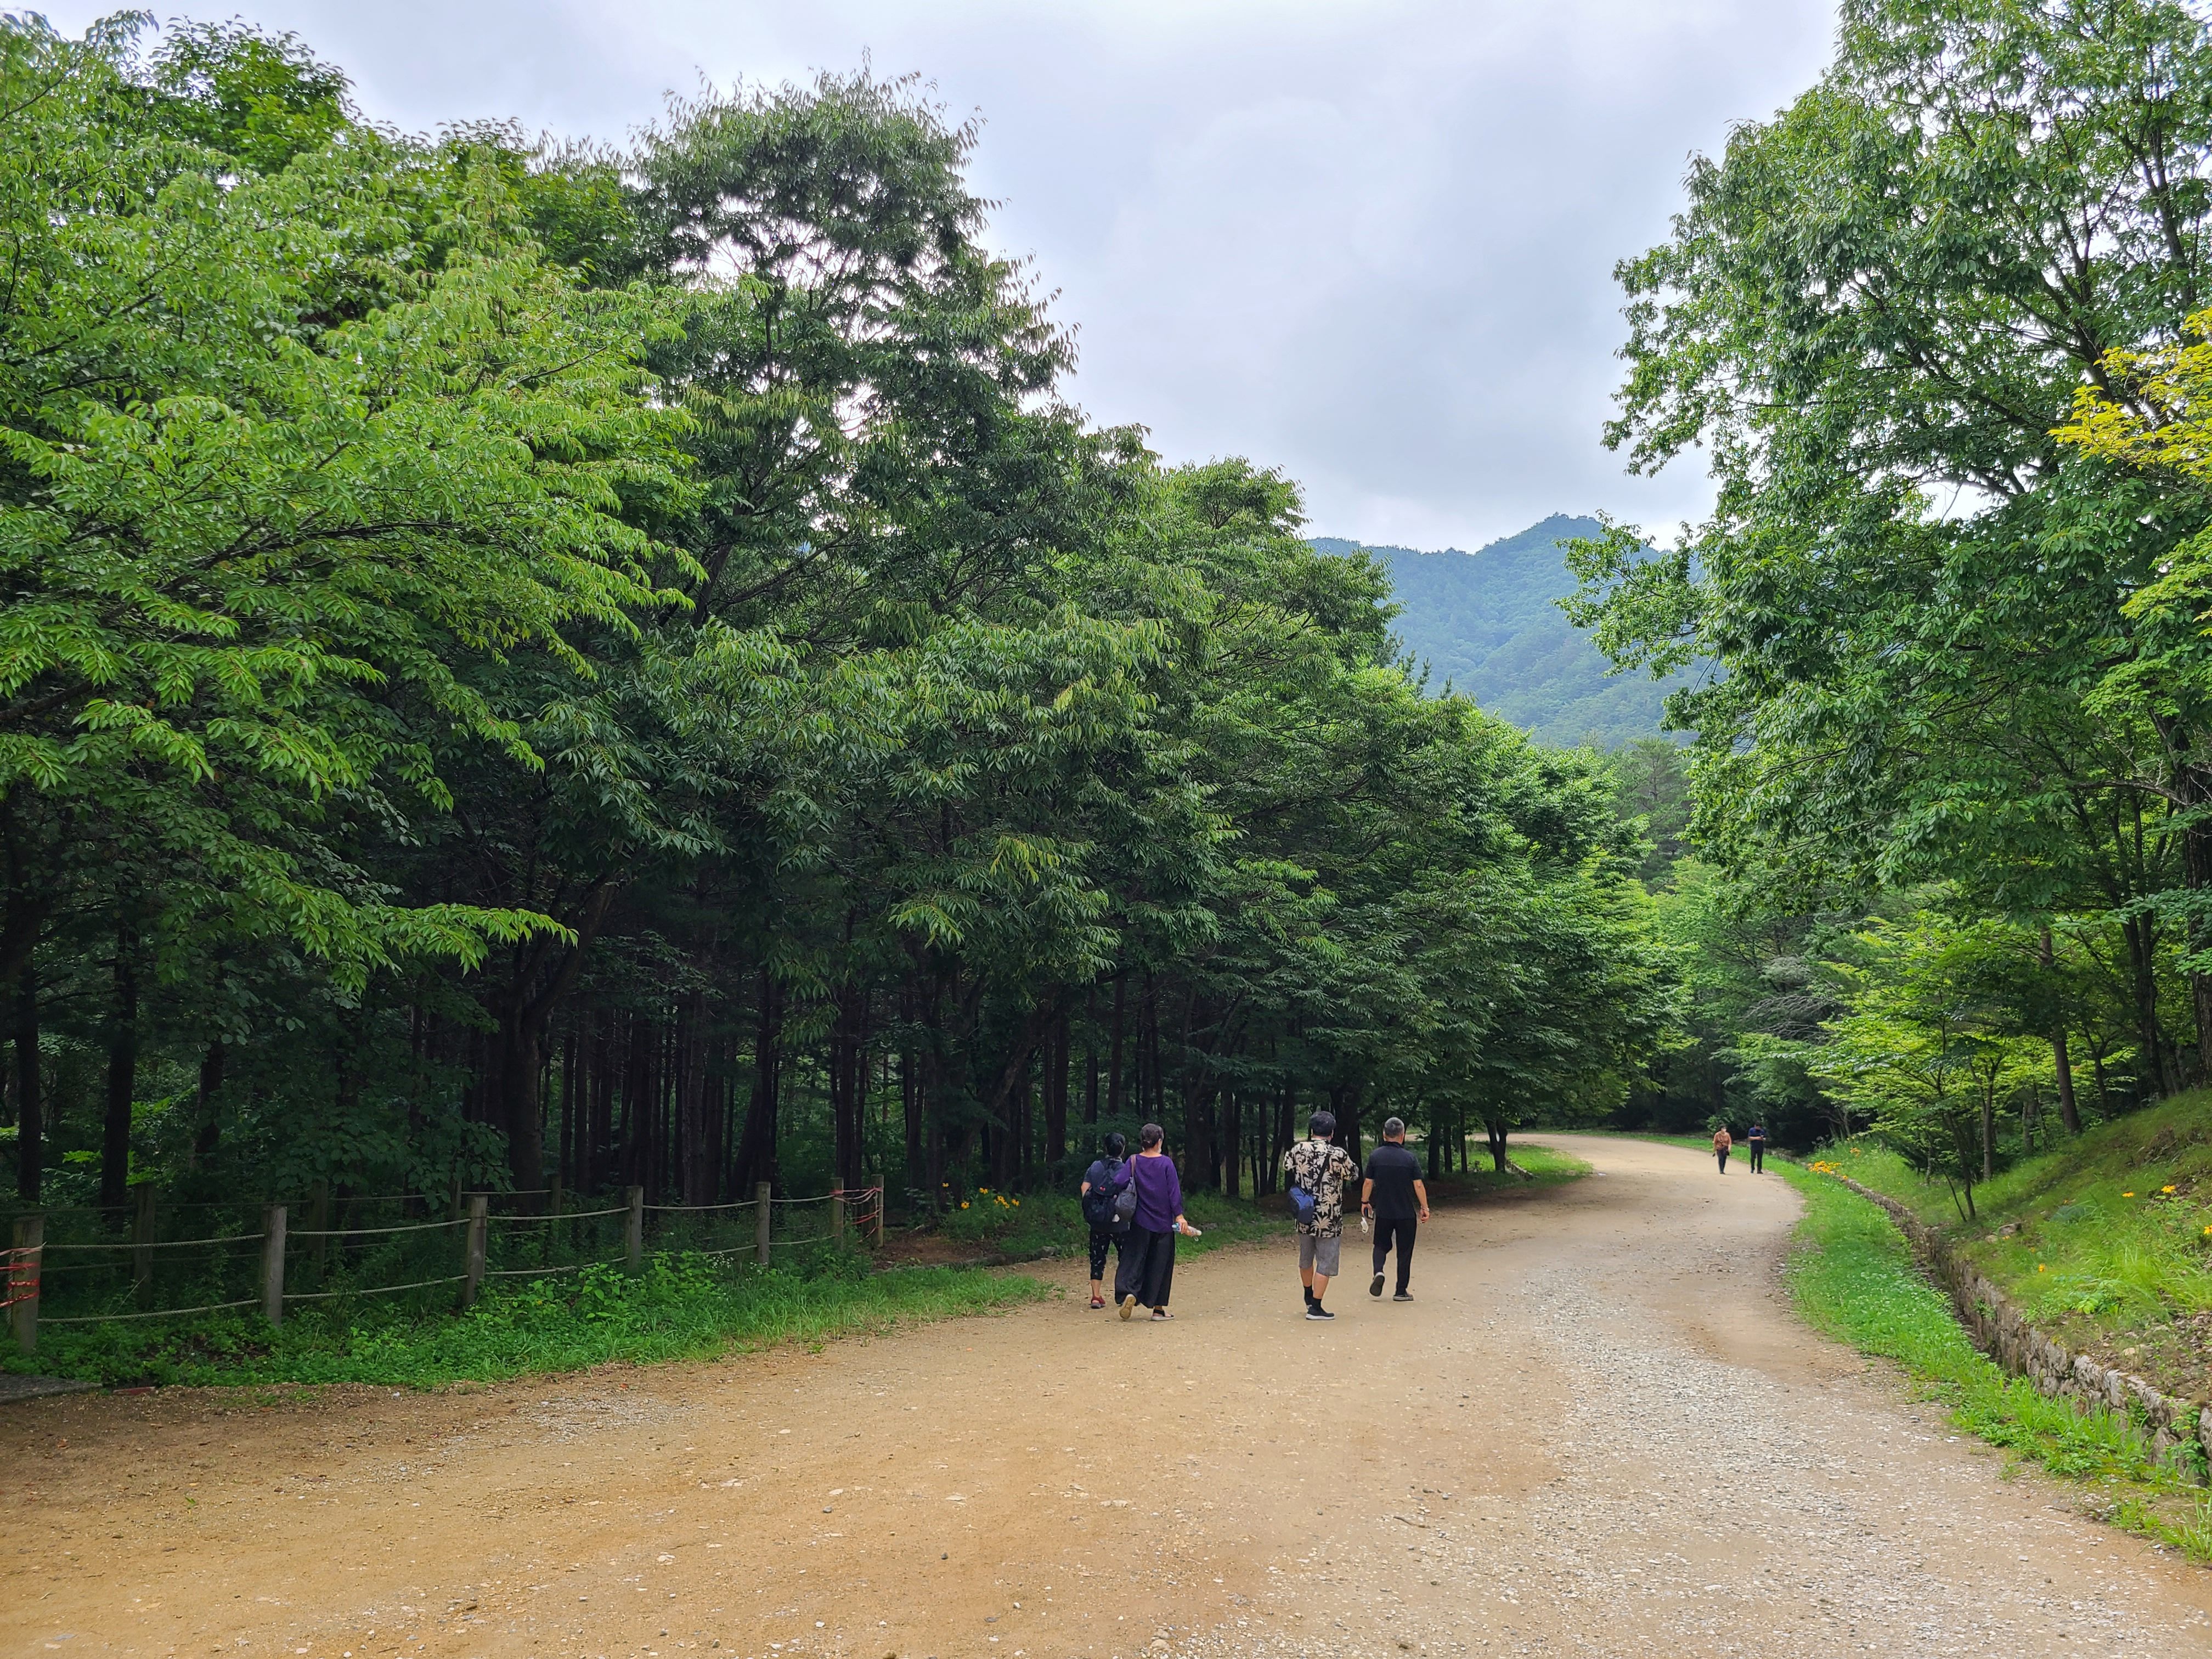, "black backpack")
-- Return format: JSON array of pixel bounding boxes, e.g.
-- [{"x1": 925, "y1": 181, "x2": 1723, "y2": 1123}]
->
[{"x1": 1081, "y1": 1159, "x2": 1123, "y2": 1230}]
